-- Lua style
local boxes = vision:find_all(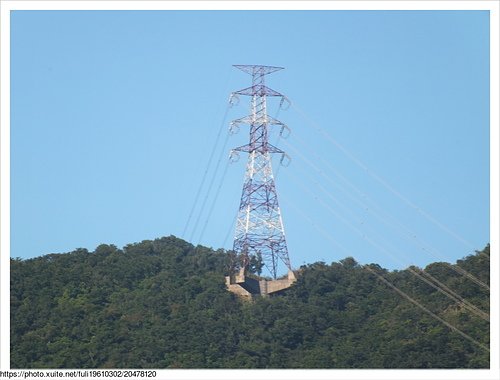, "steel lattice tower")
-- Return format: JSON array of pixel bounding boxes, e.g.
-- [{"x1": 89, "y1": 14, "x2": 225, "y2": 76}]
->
[{"x1": 230, "y1": 64, "x2": 291, "y2": 279}]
